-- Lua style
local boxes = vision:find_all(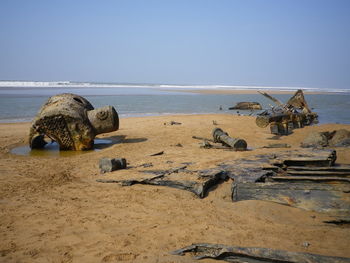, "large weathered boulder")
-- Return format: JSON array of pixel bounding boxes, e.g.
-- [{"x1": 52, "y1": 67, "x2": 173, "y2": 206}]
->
[{"x1": 29, "y1": 93, "x2": 119, "y2": 150}]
